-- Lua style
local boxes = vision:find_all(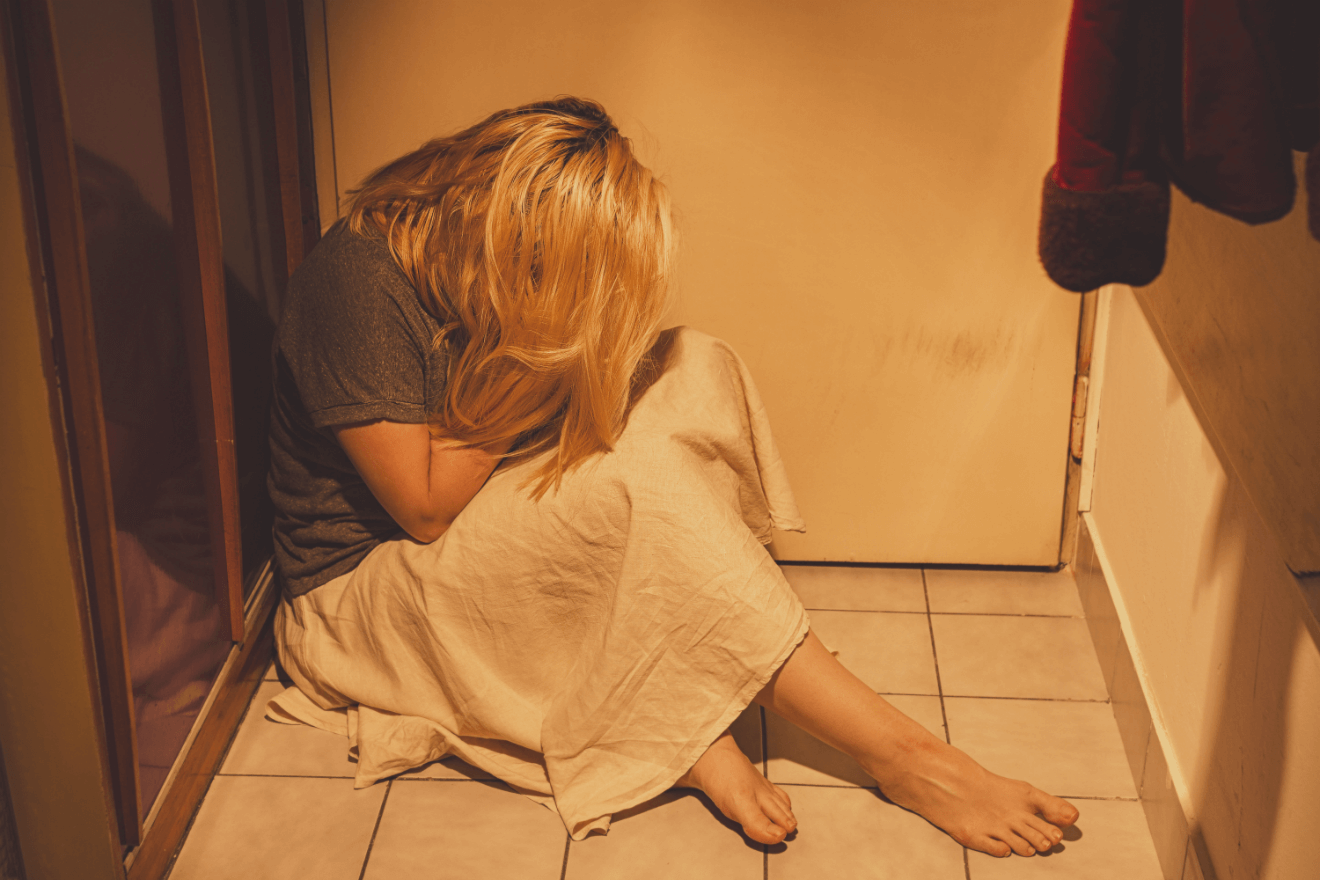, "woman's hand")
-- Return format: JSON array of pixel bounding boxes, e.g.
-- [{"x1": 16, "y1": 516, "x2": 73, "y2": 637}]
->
[{"x1": 332, "y1": 419, "x2": 510, "y2": 543}]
